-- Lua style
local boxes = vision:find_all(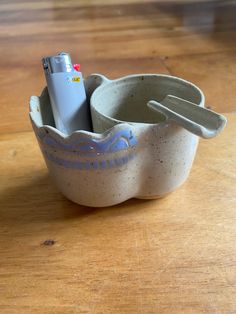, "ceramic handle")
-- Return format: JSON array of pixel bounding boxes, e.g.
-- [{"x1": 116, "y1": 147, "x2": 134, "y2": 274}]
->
[
  {"x1": 84, "y1": 74, "x2": 111, "y2": 99},
  {"x1": 147, "y1": 96, "x2": 227, "y2": 139}
]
